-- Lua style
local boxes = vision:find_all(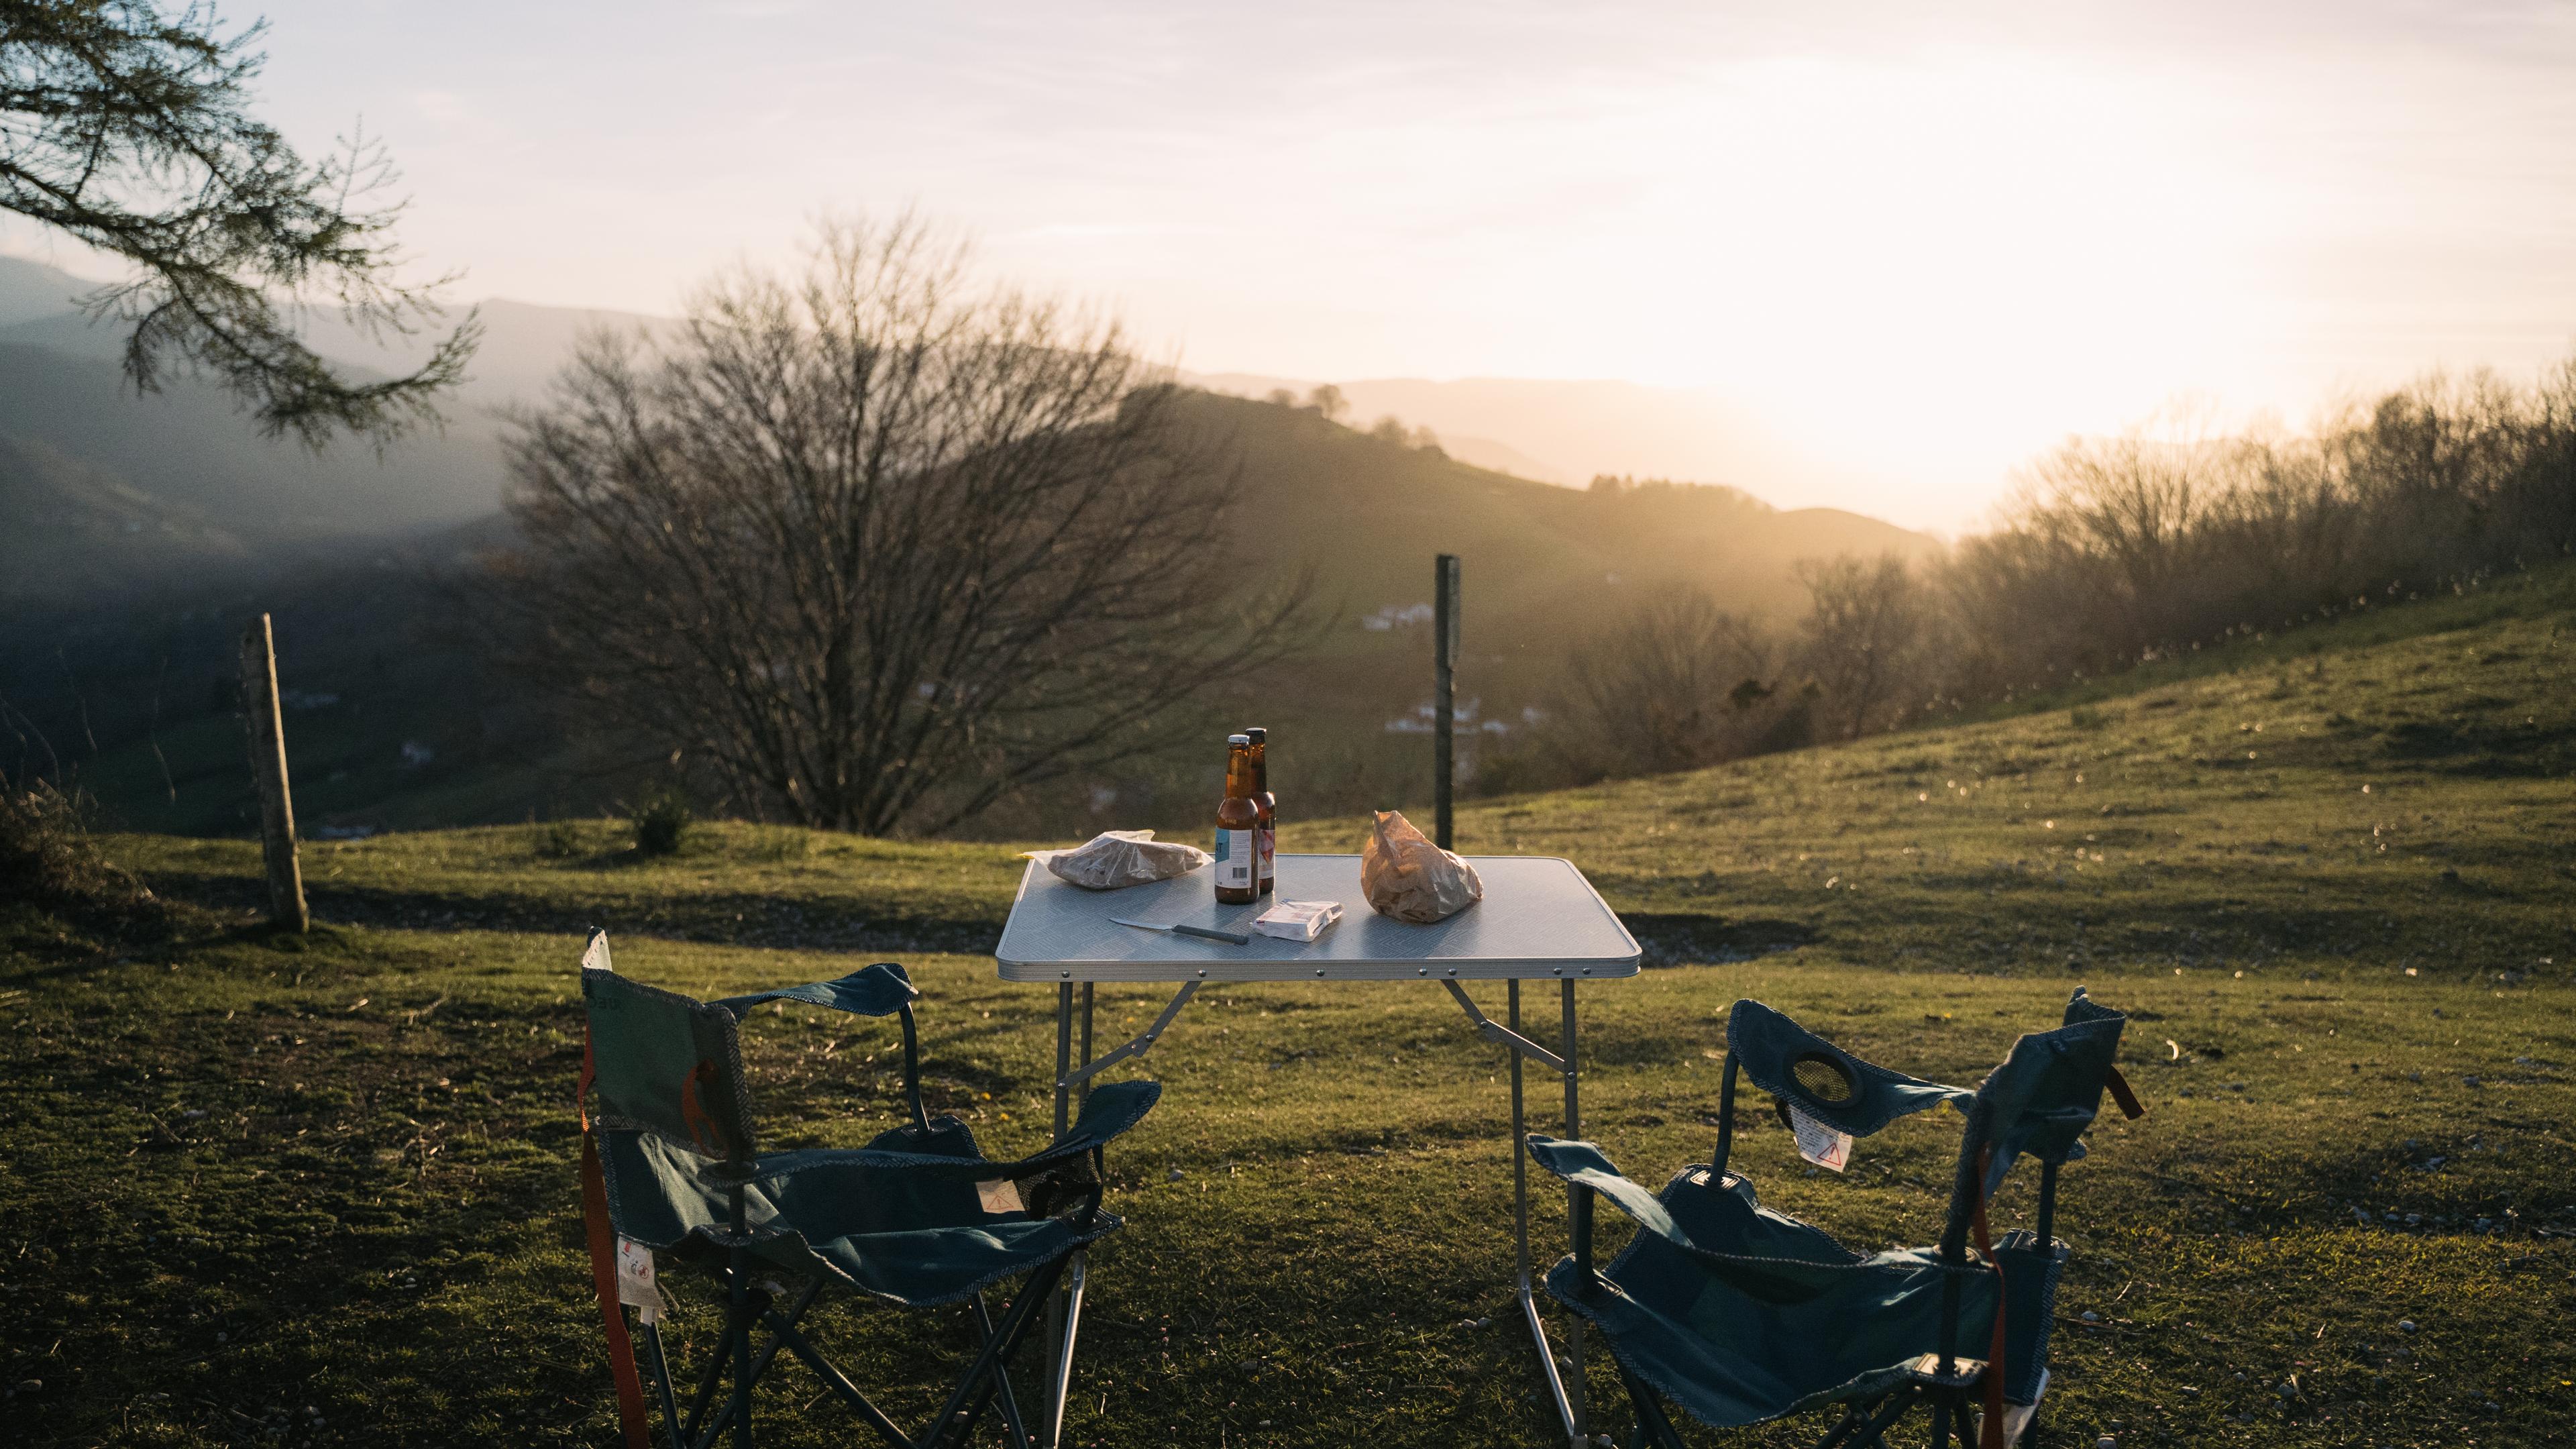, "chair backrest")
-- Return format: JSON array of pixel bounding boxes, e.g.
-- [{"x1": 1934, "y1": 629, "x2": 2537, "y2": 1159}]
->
[
  {"x1": 1968, "y1": 989, "x2": 2130, "y2": 1199},
  {"x1": 1711, "y1": 992, "x2": 2132, "y2": 1240},
  {"x1": 1711, "y1": 999, "x2": 1969, "y2": 1177},
  {"x1": 580, "y1": 932, "x2": 758, "y2": 1163},
  {"x1": 1931, "y1": 988, "x2": 2133, "y2": 1265}
]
